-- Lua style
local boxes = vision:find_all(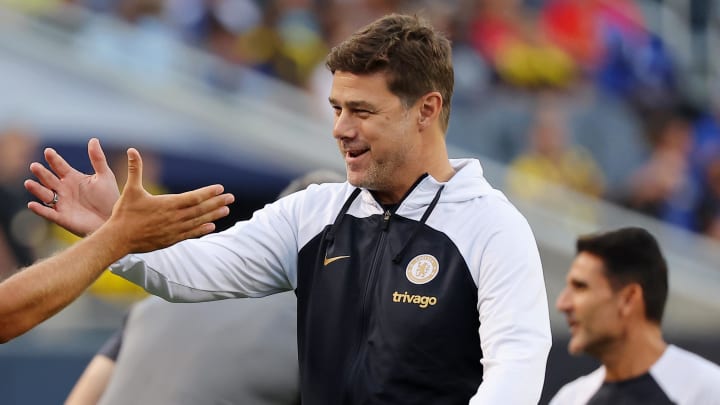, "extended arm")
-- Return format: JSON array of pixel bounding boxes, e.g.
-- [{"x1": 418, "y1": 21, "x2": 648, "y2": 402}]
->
[
  {"x1": 25, "y1": 137, "x2": 294, "y2": 303},
  {"x1": 0, "y1": 147, "x2": 234, "y2": 343}
]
